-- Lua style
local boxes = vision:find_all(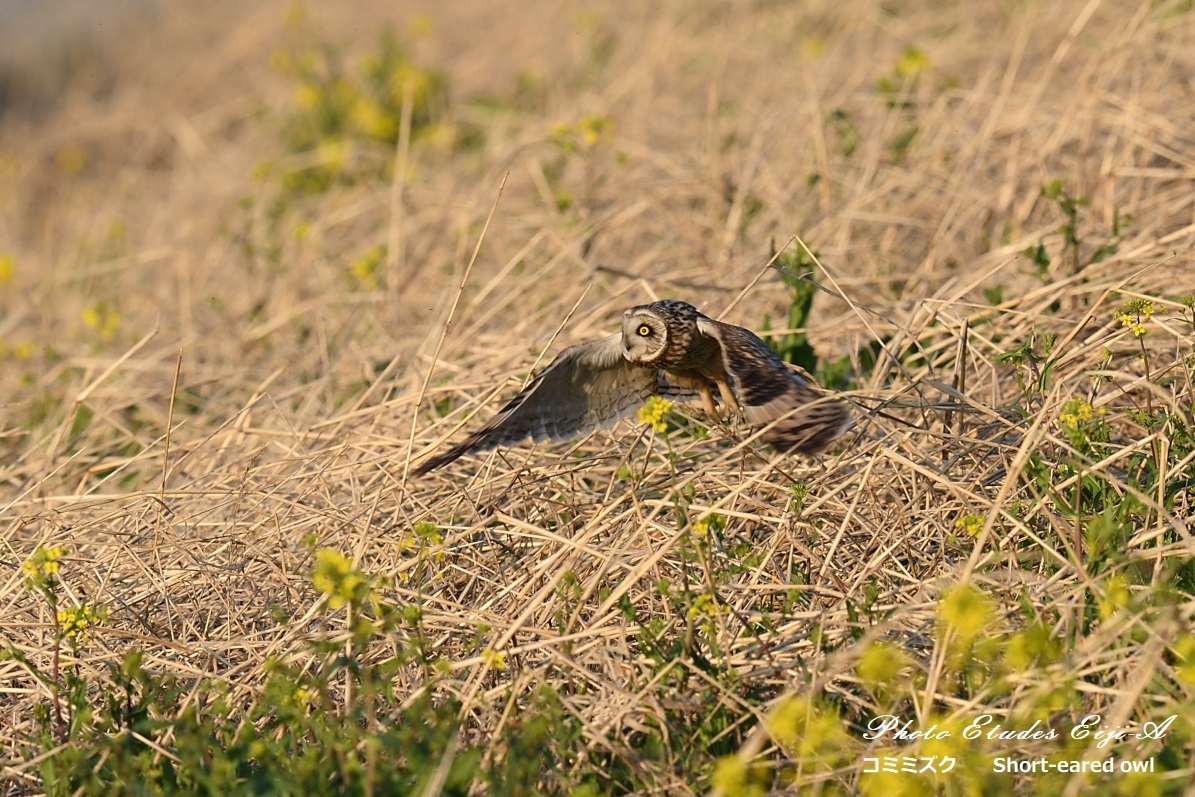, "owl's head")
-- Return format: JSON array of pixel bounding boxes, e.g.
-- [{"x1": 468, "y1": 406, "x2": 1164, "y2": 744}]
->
[{"x1": 621, "y1": 300, "x2": 700, "y2": 366}]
